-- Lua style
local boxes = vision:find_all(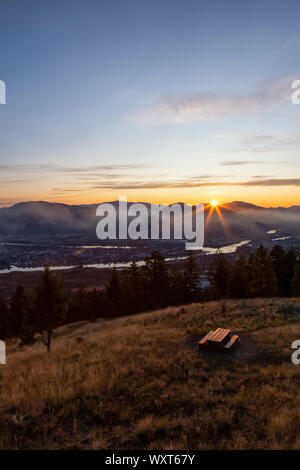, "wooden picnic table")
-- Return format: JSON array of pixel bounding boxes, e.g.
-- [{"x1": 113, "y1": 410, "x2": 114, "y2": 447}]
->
[{"x1": 198, "y1": 328, "x2": 239, "y2": 352}]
